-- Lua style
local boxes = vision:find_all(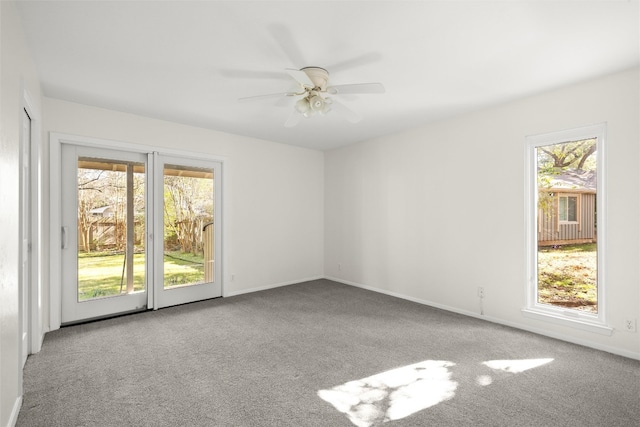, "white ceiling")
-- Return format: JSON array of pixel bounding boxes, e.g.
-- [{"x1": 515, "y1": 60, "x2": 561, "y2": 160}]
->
[{"x1": 16, "y1": 1, "x2": 640, "y2": 150}]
